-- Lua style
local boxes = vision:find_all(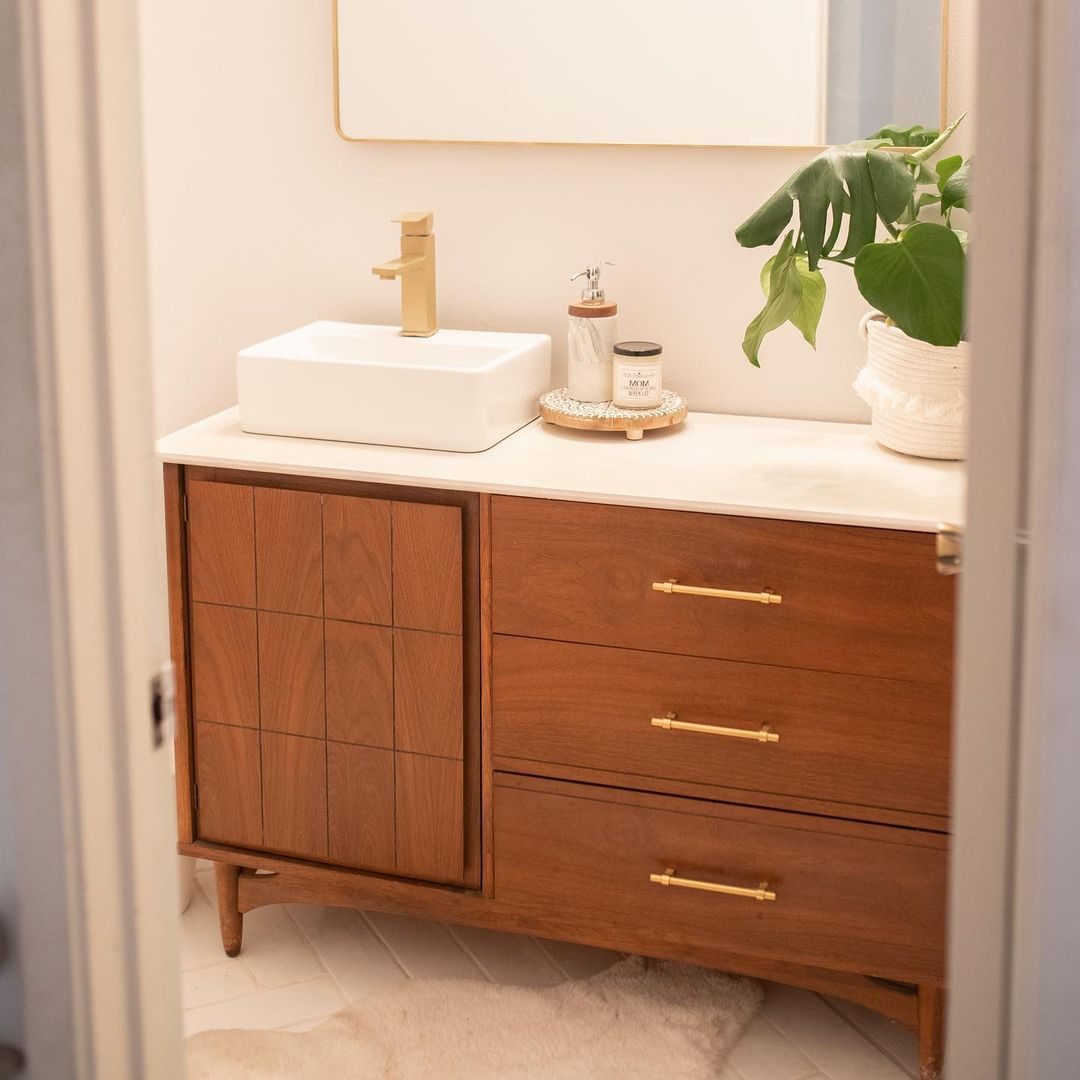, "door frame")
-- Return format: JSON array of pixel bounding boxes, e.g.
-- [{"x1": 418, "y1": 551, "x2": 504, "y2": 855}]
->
[
  {"x1": 7, "y1": 1, "x2": 183, "y2": 1077},
  {"x1": 948, "y1": 0, "x2": 1080, "y2": 1077},
  {"x1": 8, "y1": 0, "x2": 1080, "y2": 1076}
]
